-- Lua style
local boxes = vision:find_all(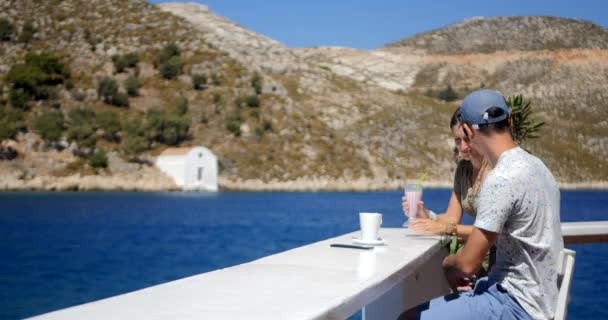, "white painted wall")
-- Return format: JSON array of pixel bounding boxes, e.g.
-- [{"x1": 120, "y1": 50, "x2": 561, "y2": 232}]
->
[{"x1": 156, "y1": 147, "x2": 218, "y2": 191}]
